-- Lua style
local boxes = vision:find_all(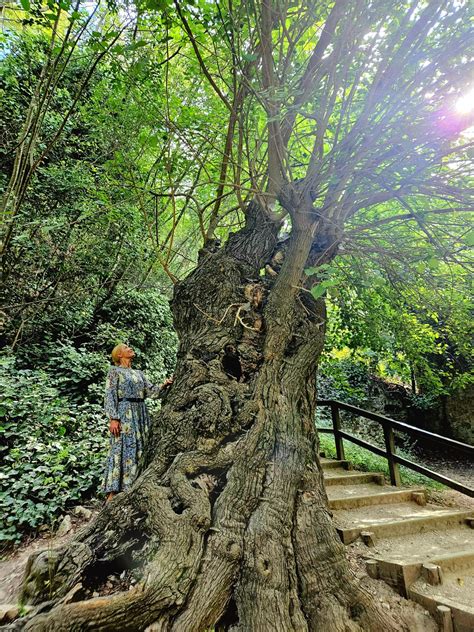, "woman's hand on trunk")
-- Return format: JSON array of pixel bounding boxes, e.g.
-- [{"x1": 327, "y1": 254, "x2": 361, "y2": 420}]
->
[{"x1": 161, "y1": 376, "x2": 174, "y2": 389}]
